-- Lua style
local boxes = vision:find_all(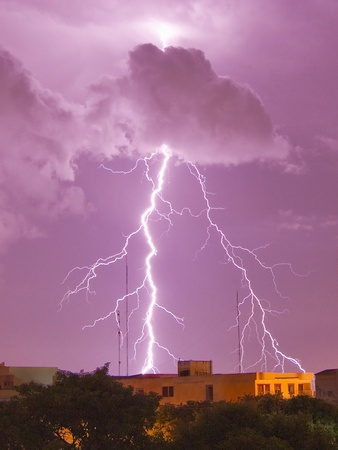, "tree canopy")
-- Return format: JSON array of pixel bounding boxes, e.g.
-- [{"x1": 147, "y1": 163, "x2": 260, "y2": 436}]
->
[
  {"x1": 1, "y1": 371, "x2": 338, "y2": 449},
  {"x1": 150, "y1": 396, "x2": 338, "y2": 450},
  {"x1": 0, "y1": 364, "x2": 160, "y2": 449}
]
